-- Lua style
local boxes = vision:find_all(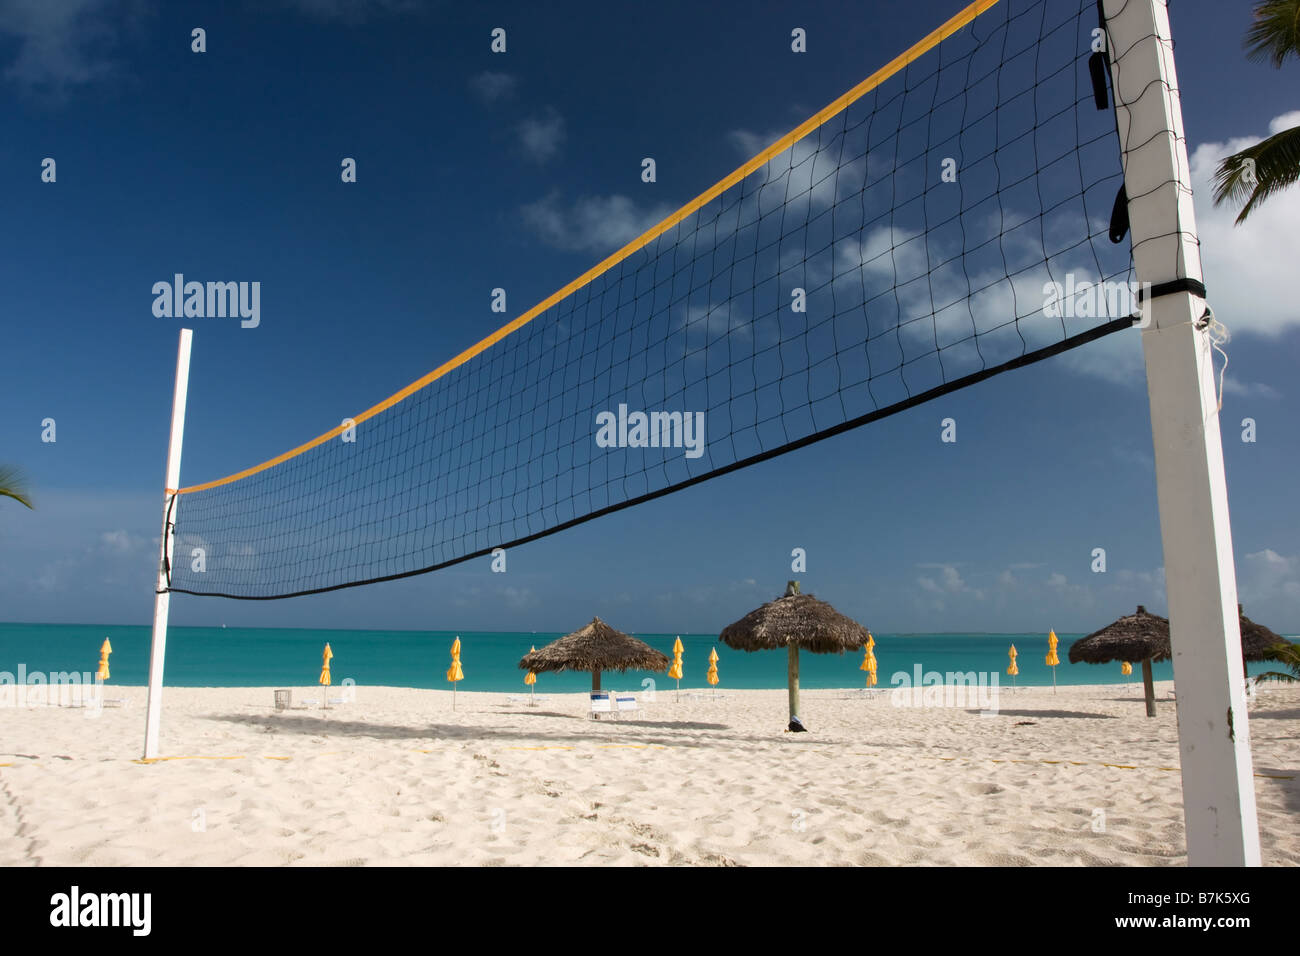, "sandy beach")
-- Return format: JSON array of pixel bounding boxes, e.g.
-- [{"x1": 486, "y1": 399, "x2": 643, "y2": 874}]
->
[{"x1": 2, "y1": 681, "x2": 1297, "y2": 866}]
